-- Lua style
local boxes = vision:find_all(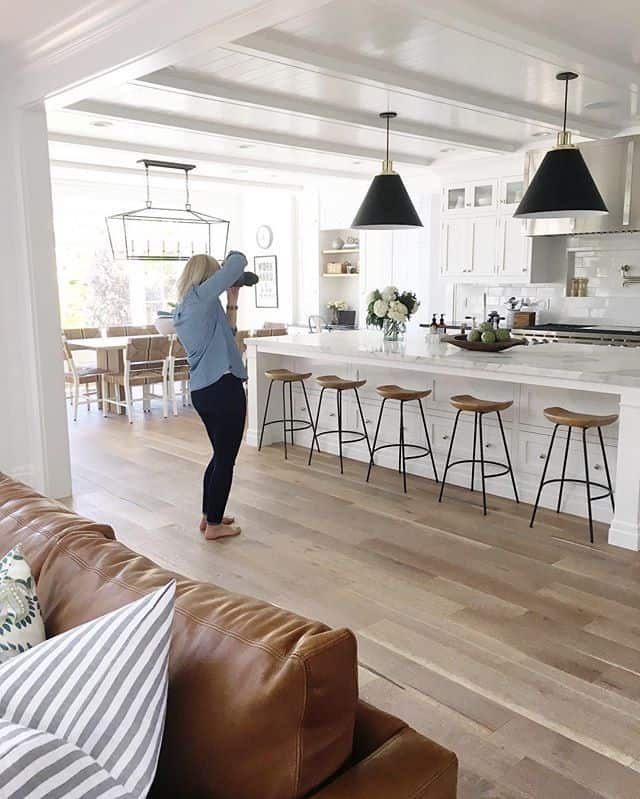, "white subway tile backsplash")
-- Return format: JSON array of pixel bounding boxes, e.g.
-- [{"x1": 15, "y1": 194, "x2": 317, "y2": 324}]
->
[{"x1": 455, "y1": 233, "x2": 640, "y2": 325}]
